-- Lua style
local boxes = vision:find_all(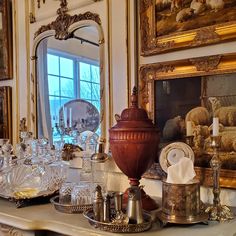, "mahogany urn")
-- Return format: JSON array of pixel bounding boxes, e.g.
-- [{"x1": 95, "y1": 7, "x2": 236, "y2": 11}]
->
[{"x1": 109, "y1": 87, "x2": 160, "y2": 210}]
